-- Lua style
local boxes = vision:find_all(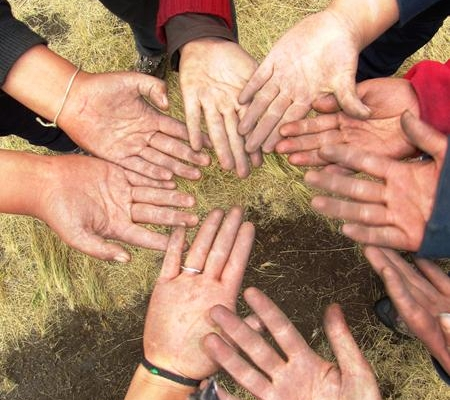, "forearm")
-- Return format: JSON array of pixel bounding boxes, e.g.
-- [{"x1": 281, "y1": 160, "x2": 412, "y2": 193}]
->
[
  {"x1": 0, "y1": 149, "x2": 50, "y2": 217},
  {"x1": 125, "y1": 365, "x2": 196, "y2": 400},
  {"x1": 327, "y1": 0, "x2": 400, "y2": 49},
  {"x1": 1, "y1": 45, "x2": 78, "y2": 124}
]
